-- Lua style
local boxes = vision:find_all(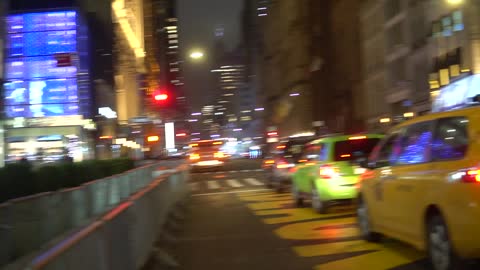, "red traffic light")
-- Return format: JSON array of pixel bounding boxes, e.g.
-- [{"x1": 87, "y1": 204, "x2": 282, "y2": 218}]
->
[{"x1": 154, "y1": 93, "x2": 169, "y2": 101}]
